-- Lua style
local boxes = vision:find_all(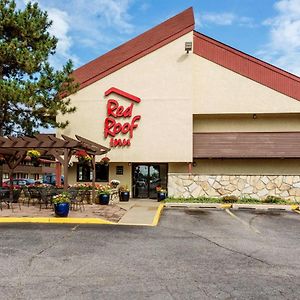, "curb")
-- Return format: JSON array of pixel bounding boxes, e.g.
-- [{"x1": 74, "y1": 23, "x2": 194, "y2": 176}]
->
[
  {"x1": 164, "y1": 202, "x2": 299, "y2": 211},
  {"x1": 152, "y1": 203, "x2": 164, "y2": 226},
  {"x1": 0, "y1": 217, "x2": 115, "y2": 225},
  {"x1": 0, "y1": 204, "x2": 165, "y2": 226}
]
